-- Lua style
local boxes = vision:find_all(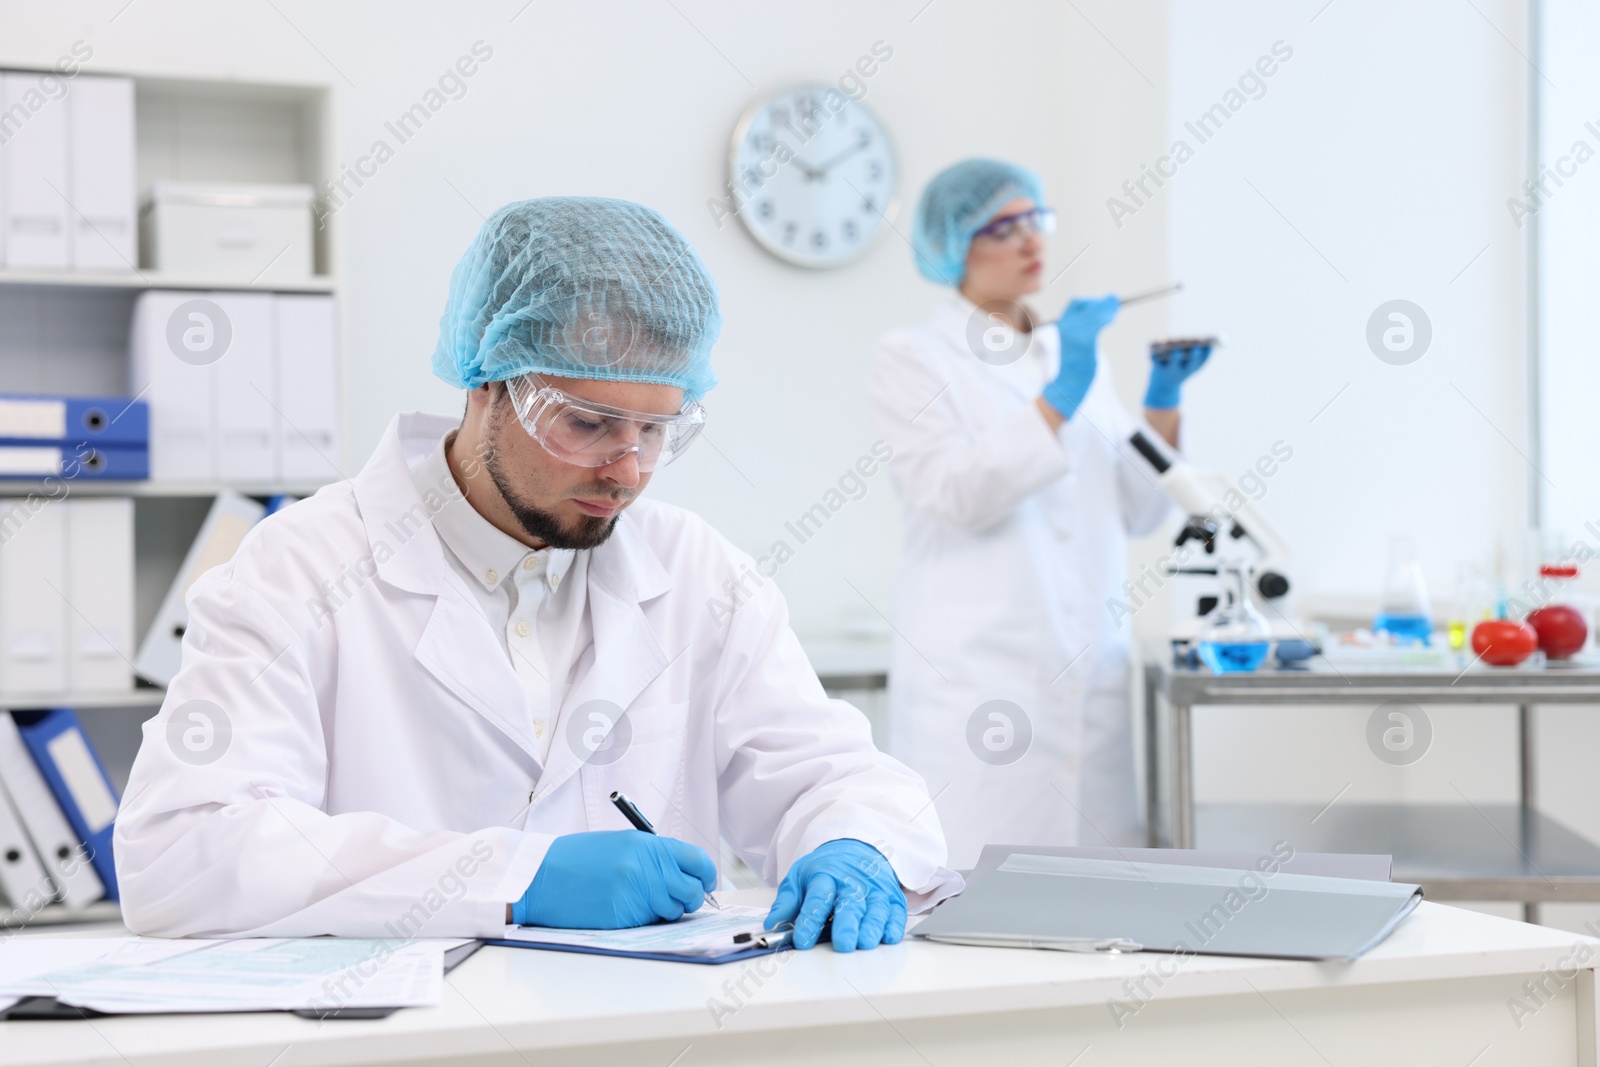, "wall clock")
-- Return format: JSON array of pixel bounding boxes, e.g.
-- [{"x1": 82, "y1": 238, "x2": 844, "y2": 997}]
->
[{"x1": 727, "y1": 84, "x2": 899, "y2": 269}]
